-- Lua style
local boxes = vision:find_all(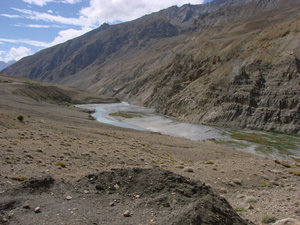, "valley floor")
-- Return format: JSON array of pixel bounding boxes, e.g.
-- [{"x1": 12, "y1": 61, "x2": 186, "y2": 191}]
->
[{"x1": 0, "y1": 86, "x2": 299, "y2": 224}]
